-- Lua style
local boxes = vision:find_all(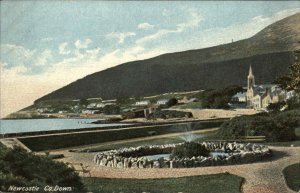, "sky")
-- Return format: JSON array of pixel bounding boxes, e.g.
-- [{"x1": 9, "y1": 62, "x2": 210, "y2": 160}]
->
[{"x1": 1, "y1": 1, "x2": 300, "y2": 117}]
